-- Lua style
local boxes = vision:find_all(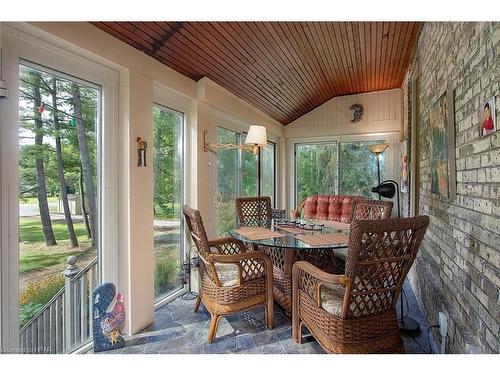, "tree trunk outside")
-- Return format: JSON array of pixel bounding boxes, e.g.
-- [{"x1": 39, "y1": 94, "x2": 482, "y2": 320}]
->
[
  {"x1": 52, "y1": 78, "x2": 79, "y2": 247},
  {"x1": 79, "y1": 166, "x2": 91, "y2": 239},
  {"x1": 32, "y1": 72, "x2": 56, "y2": 246},
  {"x1": 72, "y1": 83, "x2": 97, "y2": 248}
]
